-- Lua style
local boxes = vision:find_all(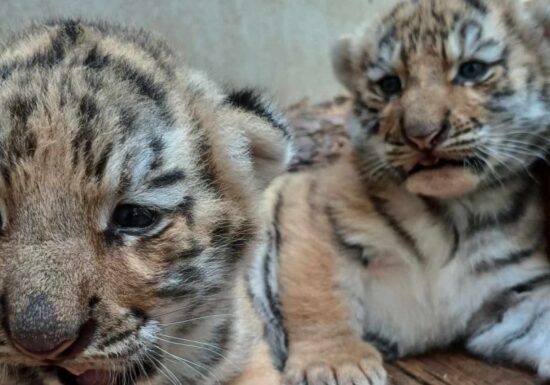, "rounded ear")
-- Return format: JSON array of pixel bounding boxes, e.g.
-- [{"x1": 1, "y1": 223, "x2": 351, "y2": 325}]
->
[
  {"x1": 226, "y1": 89, "x2": 294, "y2": 189},
  {"x1": 331, "y1": 35, "x2": 359, "y2": 92}
]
